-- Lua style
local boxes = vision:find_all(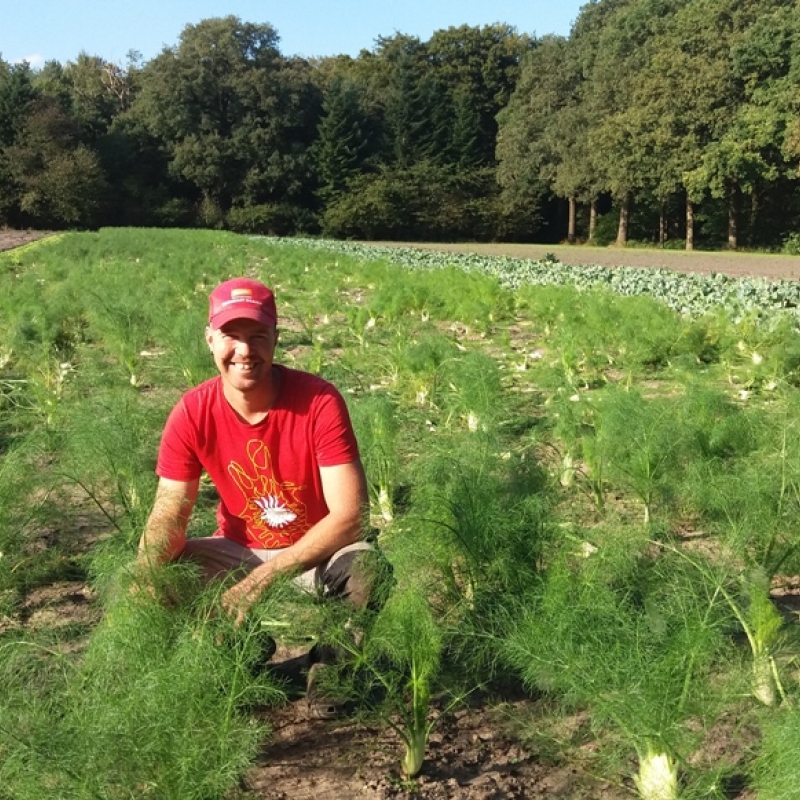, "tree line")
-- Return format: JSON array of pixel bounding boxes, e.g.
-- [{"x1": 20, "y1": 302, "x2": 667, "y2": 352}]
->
[{"x1": 1, "y1": 1, "x2": 799, "y2": 250}]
